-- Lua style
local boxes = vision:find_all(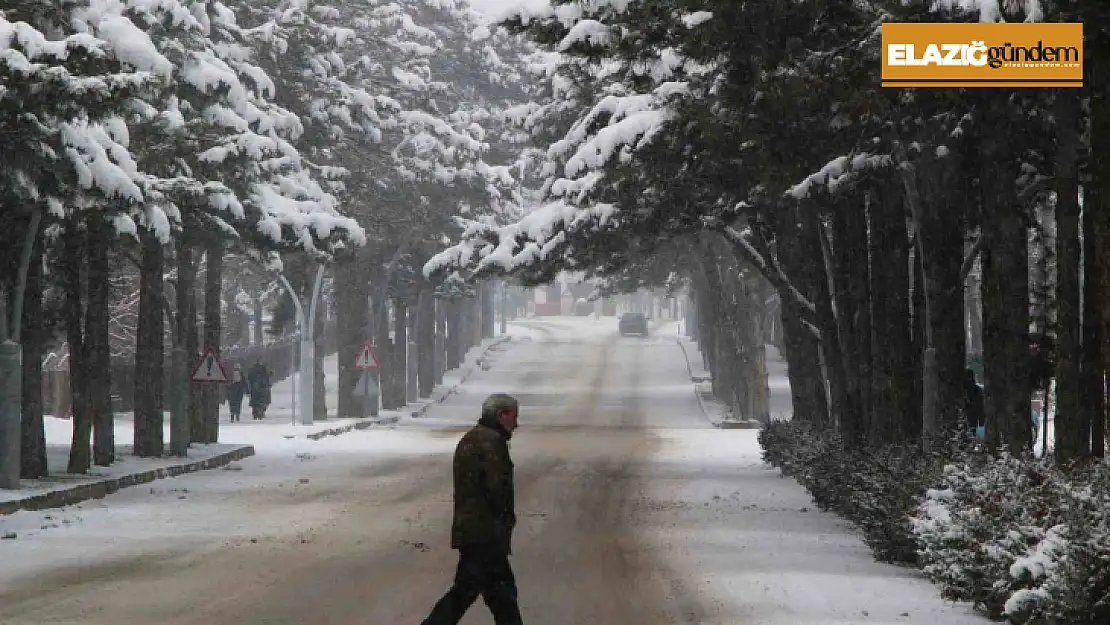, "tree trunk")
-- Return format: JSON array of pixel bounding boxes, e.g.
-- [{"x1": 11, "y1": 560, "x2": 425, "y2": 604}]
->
[
  {"x1": 184, "y1": 255, "x2": 201, "y2": 445},
  {"x1": 392, "y1": 297, "x2": 408, "y2": 408},
  {"x1": 252, "y1": 295, "x2": 263, "y2": 346},
  {"x1": 314, "y1": 286, "x2": 327, "y2": 420},
  {"x1": 910, "y1": 246, "x2": 926, "y2": 432},
  {"x1": 480, "y1": 282, "x2": 495, "y2": 339},
  {"x1": 868, "y1": 181, "x2": 917, "y2": 442},
  {"x1": 446, "y1": 299, "x2": 462, "y2": 370},
  {"x1": 466, "y1": 296, "x2": 479, "y2": 351},
  {"x1": 20, "y1": 234, "x2": 46, "y2": 478},
  {"x1": 773, "y1": 203, "x2": 830, "y2": 425},
  {"x1": 87, "y1": 216, "x2": 113, "y2": 466},
  {"x1": 1090, "y1": 60, "x2": 1110, "y2": 457},
  {"x1": 979, "y1": 112, "x2": 1032, "y2": 454},
  {"x1": 1053, "y1": 88, "x2": 1083, "y2": 462},
  {"x1": 435, "y1": 297, "x2": 447, "y2": 384},
  {"x1": 372, "y1": 288, "x2": 396, "y2": 408},
  {"x1": 417, "y1": 289, "x2": 435, "y2": 397},
  {"x1": 920, "y1": 188, "x2": 968, "y2": 434},
  {"x1": 134, "y1": 230, "x2": 165, "y2": 457},
  {"x1": 693, "y1": 279, "x2": 718, "y2": 380},
  {"x1": 64, "y1": 221, "x2": 91, "y2": 474},
  {"x1": 175, "y1": 229, "x2": 197, "y2": 451},
  {"x1": 201, "y1": 240, "x2": 223, "y2": 443},
  {"x1": 830, "y1": 193, "x2": 870, "y2": 445},
  {"x1": 335, "y1": 256, "x2": 368, "y2": 418},
  {"x1": 803, "y1": 206, "x2": 854, "y2": 440},
  {"x1": 1082, "y1": 183, "x2": 1106, "y2": 458},
  {"x1": 966, "y1": 254, "x2": 984, "y2": 355}
]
